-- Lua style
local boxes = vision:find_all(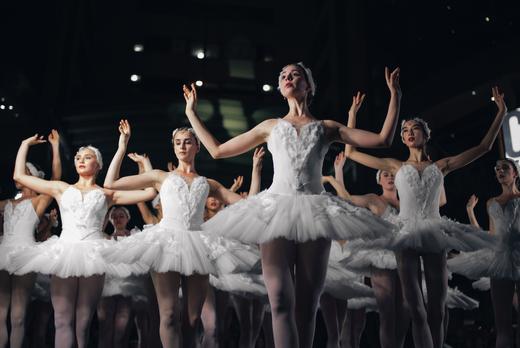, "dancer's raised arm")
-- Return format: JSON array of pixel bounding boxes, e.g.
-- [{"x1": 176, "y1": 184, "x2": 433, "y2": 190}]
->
[
  {"x1": 184, "y1": 83, "x2": 272, "y2": 158},
  {"x1": 13, "y1": 134, "x2": 68, "y2": 197},
  {"x1": 466, "y1": 195, "x2": 481, "y2": 228},
  {"x1": 327, "y1": 67, "x2": 401, "y2": 148},
  {"x1": 436, "y1": 87, "x2": 507, "y2": 175}
]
